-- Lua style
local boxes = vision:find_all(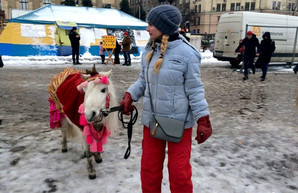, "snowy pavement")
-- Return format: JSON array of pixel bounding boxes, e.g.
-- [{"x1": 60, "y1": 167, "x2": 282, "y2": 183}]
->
[{"x1": 0, "y1": 55, "x2": 297, "y2": 193}]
